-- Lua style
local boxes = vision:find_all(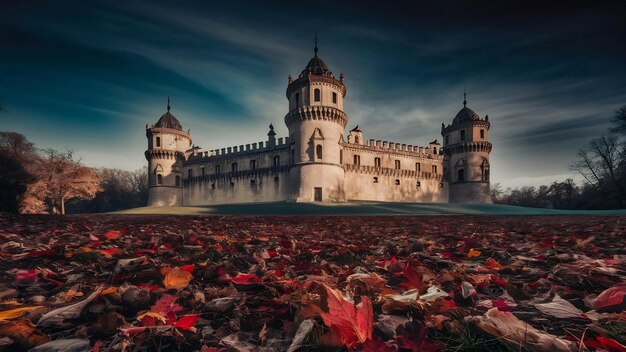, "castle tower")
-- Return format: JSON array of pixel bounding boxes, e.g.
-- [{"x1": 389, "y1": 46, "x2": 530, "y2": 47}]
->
[
  {"x1": 285, "y1": 37, "x2": 348, "y2": 202},
  {"x1": 145, "y1": 98, "x2": 192, "y2": 206},
  {"x1": 441, "y1": 93, "x2": 492, "y2": 203}
]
